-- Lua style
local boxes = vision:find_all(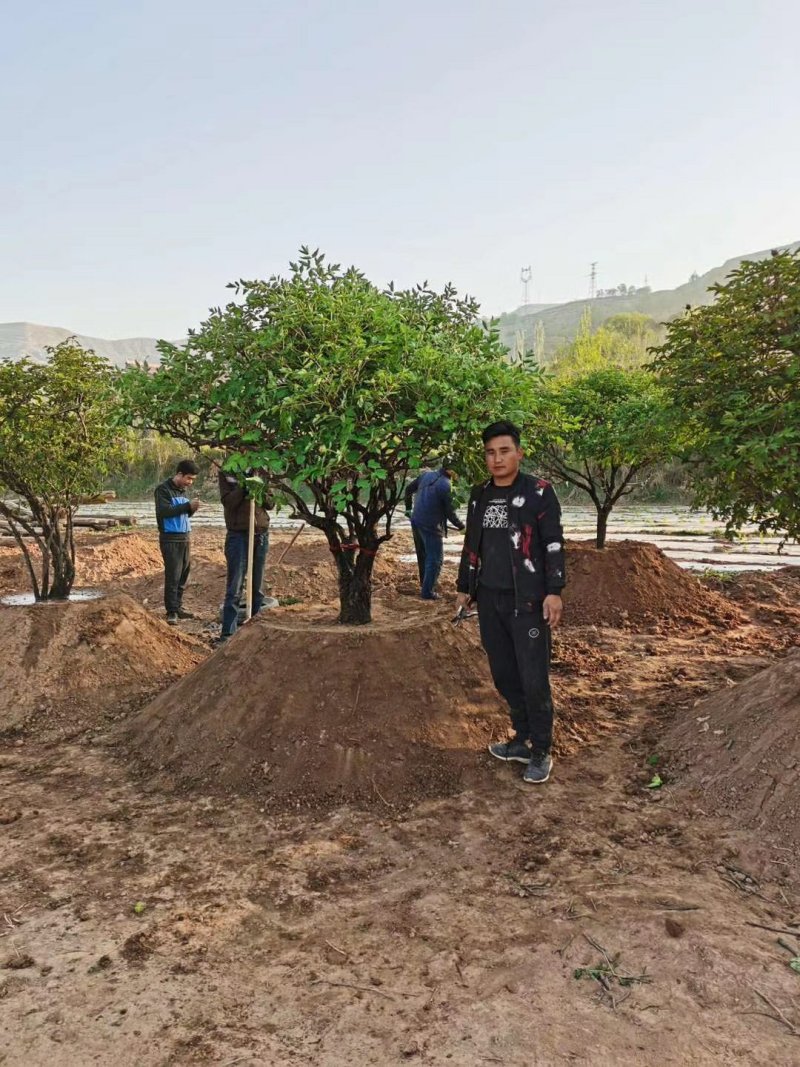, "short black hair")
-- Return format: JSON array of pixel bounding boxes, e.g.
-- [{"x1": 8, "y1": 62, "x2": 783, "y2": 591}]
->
[
  {"x1": 482, "y1": 421, "x2": 521, "y2": 446},
  {"x1": 176, "y1": 459, "x2": 200, "y2": 476}
]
